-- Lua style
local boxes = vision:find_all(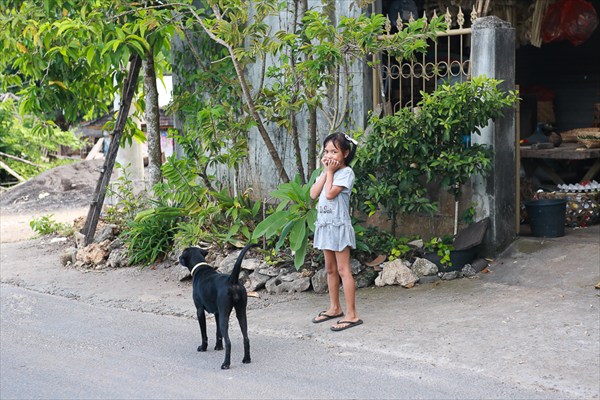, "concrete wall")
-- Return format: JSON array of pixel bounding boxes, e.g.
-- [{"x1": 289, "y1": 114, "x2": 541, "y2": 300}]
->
[
  {"x1": 470, "y1": 16, "x2": 517, "y2": 254},
  {"x1": 173, "y1": 1, "x2": 371, "y2": 198}
]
